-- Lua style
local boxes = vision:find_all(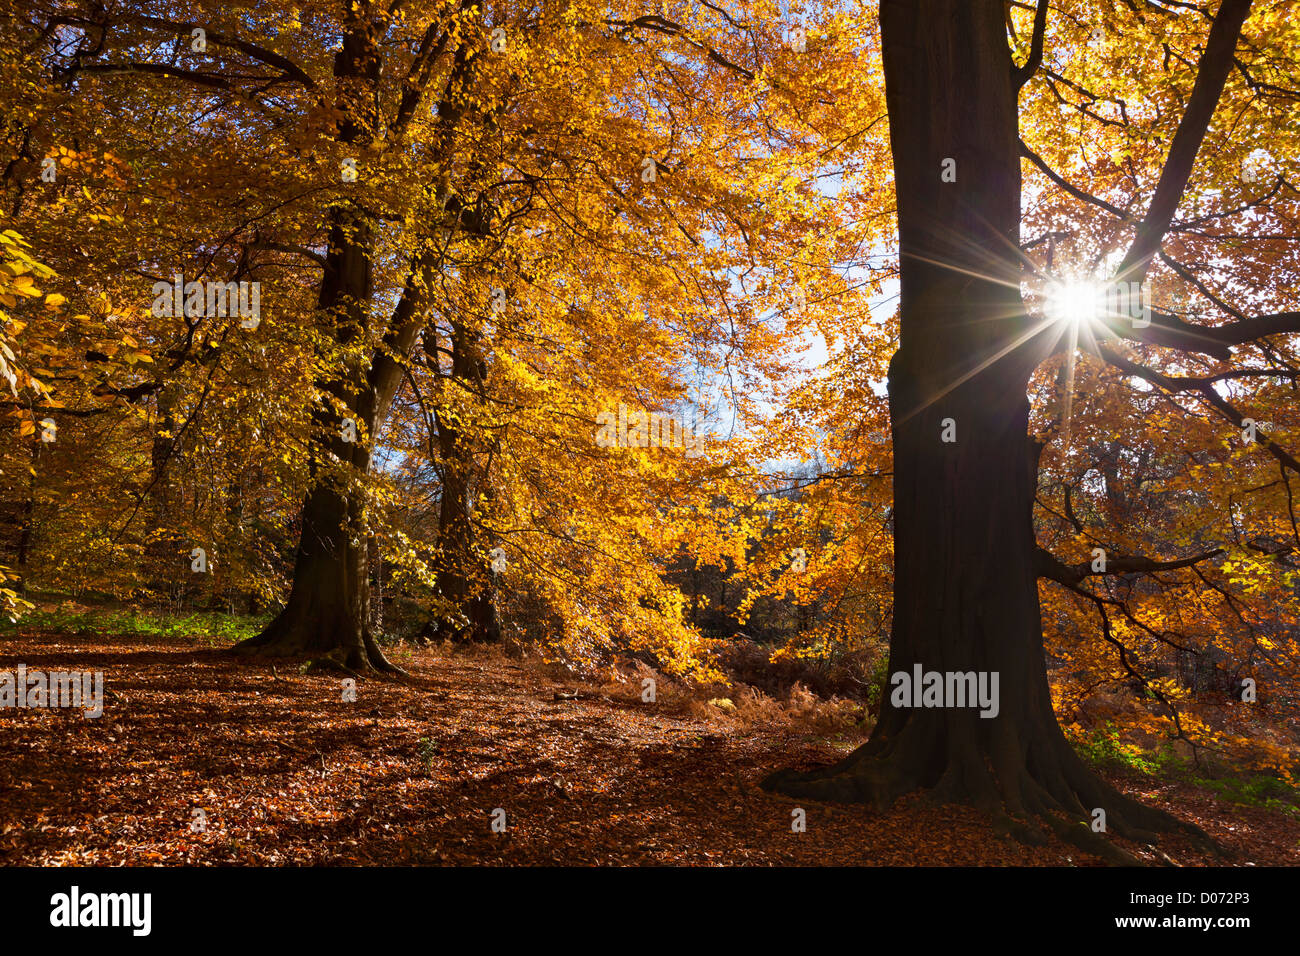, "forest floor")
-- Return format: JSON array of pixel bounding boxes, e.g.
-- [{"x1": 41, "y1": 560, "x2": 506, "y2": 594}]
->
[{"x1": 1, "y1": 626, "x2": 1297, "y2": 866}]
